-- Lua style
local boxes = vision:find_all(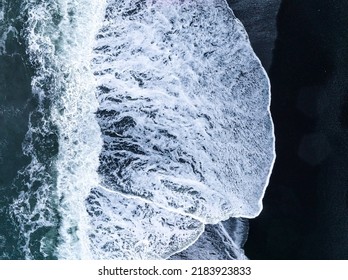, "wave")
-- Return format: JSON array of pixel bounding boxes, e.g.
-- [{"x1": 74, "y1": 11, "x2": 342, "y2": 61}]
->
[
  {"x1": 92, "y1": 0, "x2": 275, "y2": 258},
  {"x1": 7, "y1": 0, "x2": 275, "y2": 259},
  {"x1": 95, "y1": 0, "x2": 274, "y2": 223},
  {"x1": 10, "y1": 0, "x2": 106, "y2": 259},
  {"x1": 171, "y1": 218, "x2": 249, "y2": 260}
]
